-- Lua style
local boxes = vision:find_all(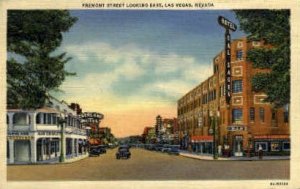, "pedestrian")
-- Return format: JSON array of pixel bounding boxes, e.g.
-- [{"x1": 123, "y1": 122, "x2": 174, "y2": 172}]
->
[
  {"x1": 258, "y1": 145, "x2": 263, "y2": 160},
  {"x1": 218, "y1": 145, "x2": 222, "y2": 157}
]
